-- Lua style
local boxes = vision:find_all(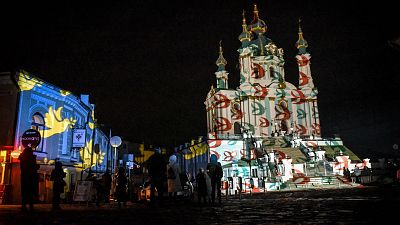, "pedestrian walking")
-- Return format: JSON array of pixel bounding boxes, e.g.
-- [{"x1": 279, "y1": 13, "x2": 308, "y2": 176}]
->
[
  {"x1": 167, "y1": 155, "x2": 181, "y2": 202},
  {"x1": 102, "y1": 169, "x2": 112, "y2": 203},
  {"x1": 115, "y1": 167, "x2": 128, "y2": 207},
  {"x1": 147, "y1": 147, "x2": 166, "y2": 206},
  {"x1": 50, "y1": 161, "x2": 66, "y2": 210},
  {"x1": 18, "y1": 147, "x2": 40, "y2": 212},
  {"x1": 207, "y1": 154, "x2": 223, "y2": 205},
  {"x1": 196, "y1": 168, "x2": 207, "y2": 204}
]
